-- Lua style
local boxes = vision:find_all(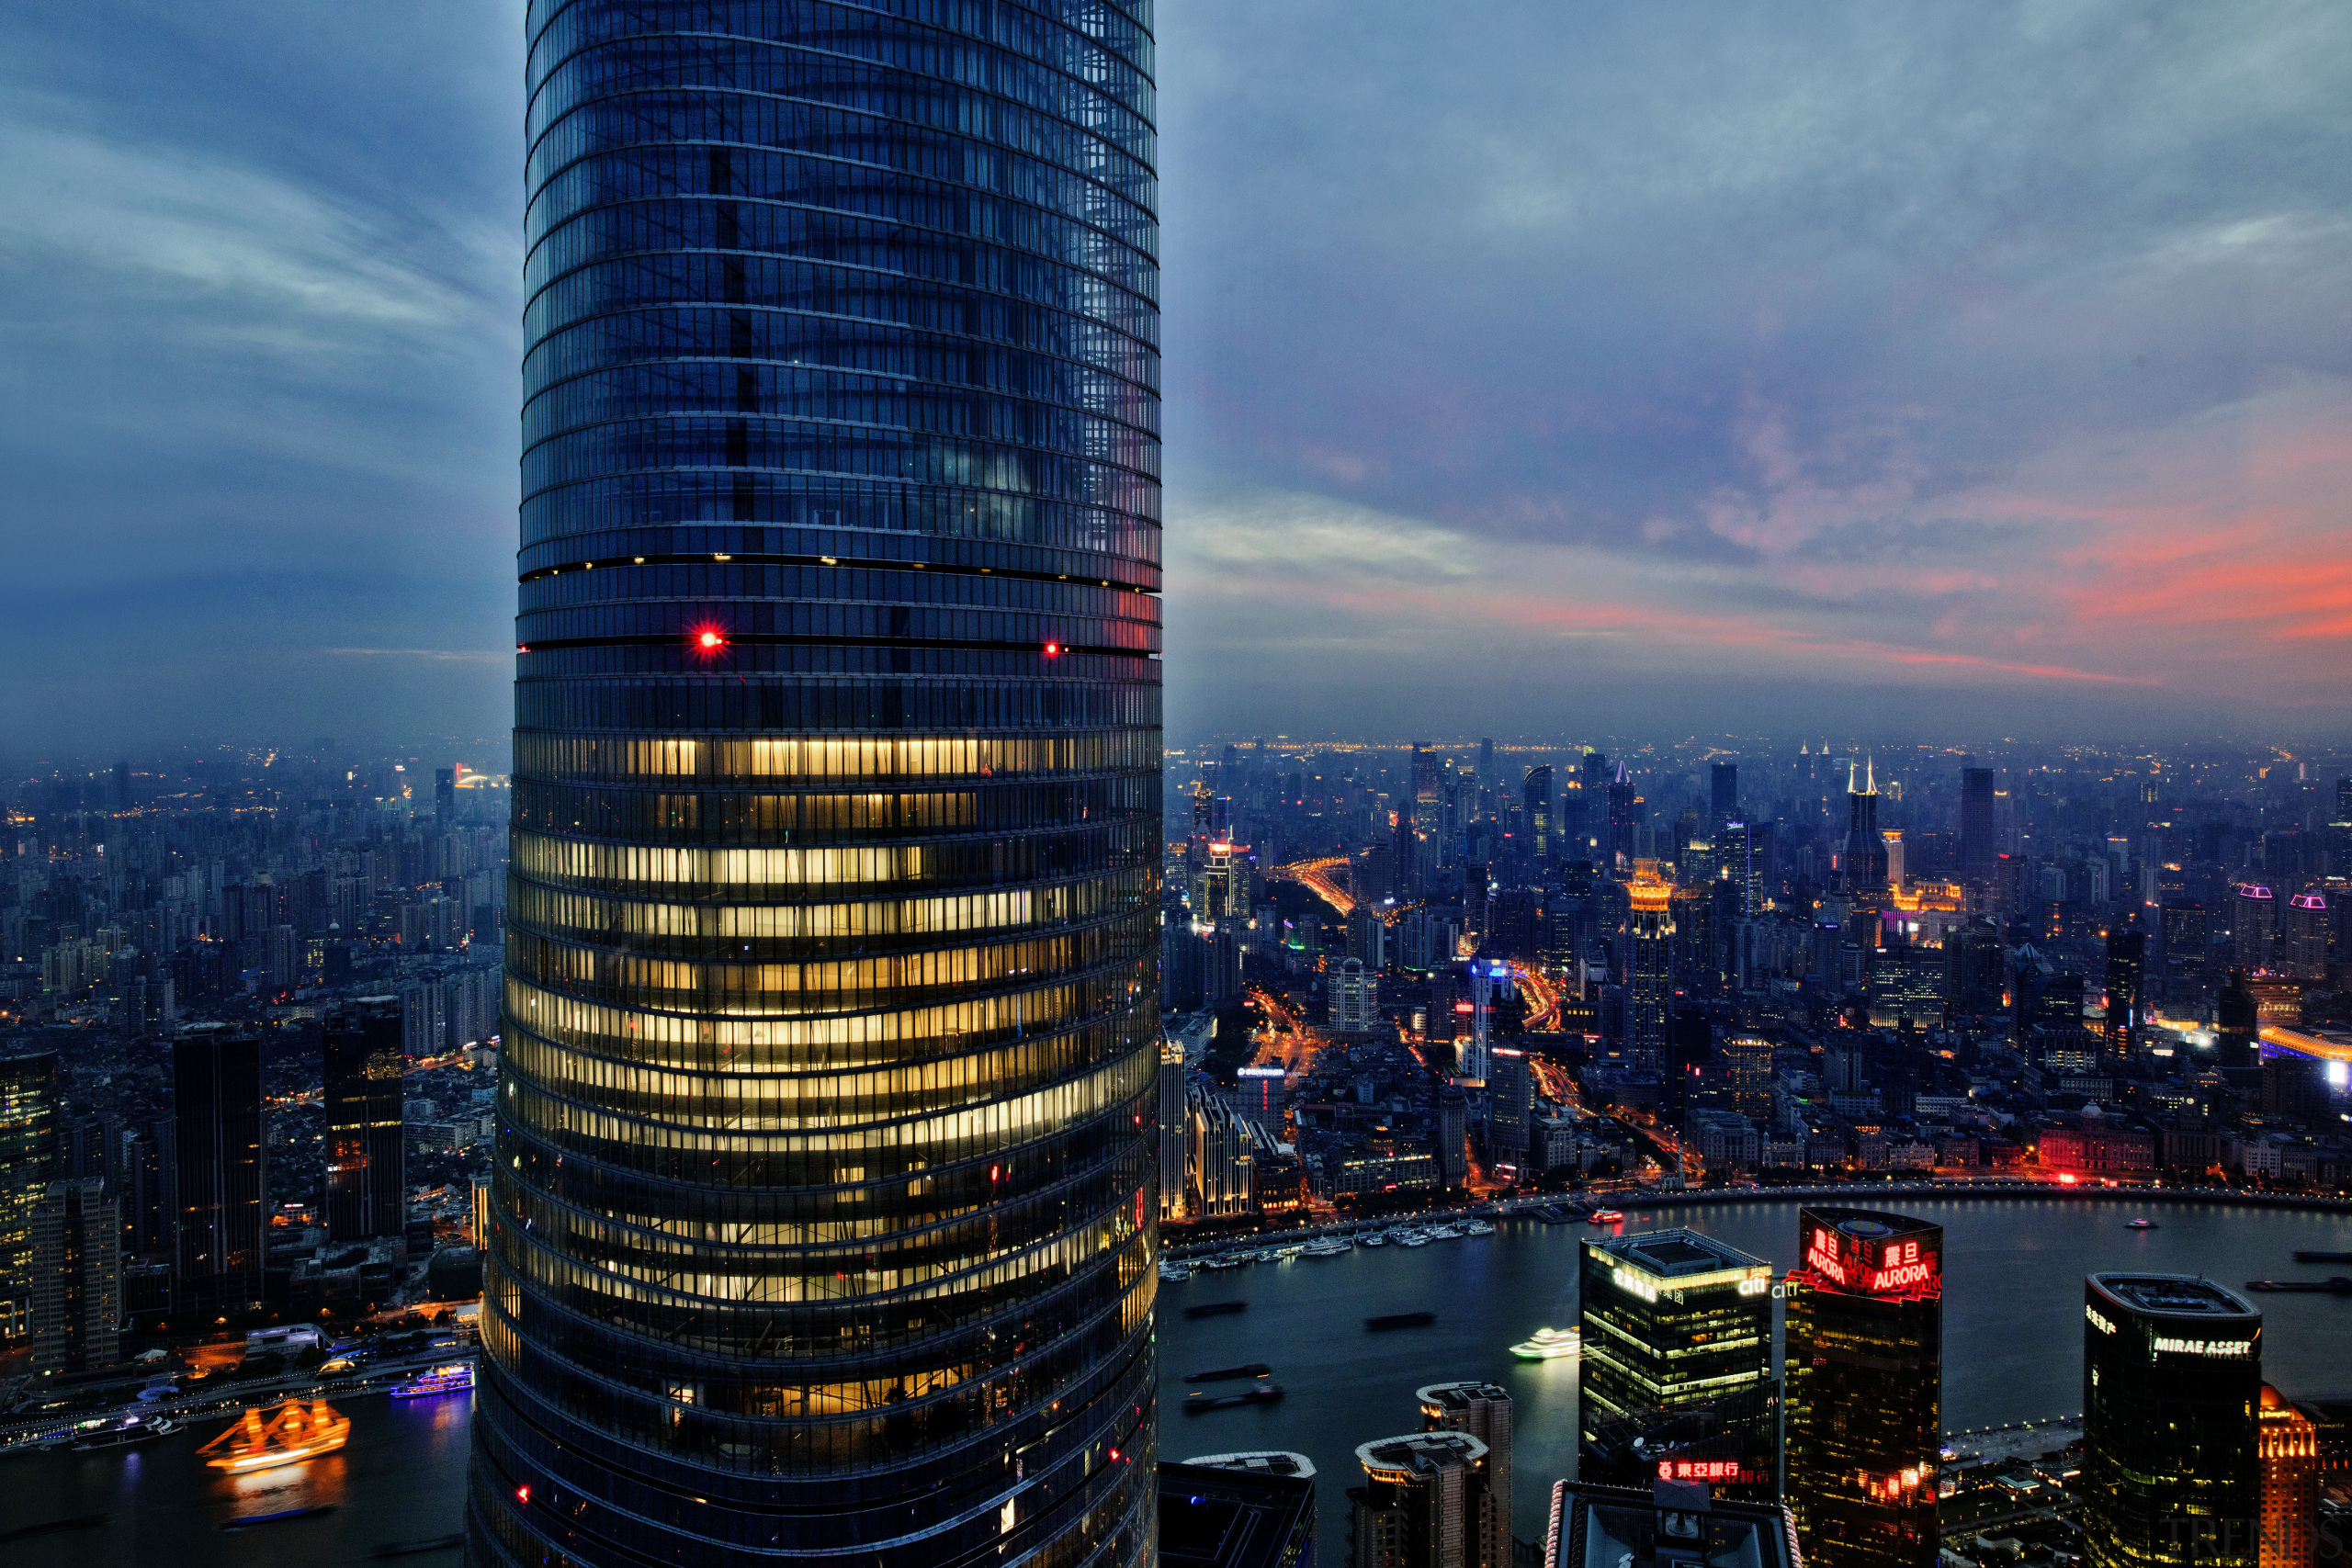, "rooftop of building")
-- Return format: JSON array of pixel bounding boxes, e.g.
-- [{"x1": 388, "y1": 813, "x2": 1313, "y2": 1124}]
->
[
  {"x1": 1544, "y1": 1478, "x2": 1798, "y2": 1568},
  {"x1": 1159, "y1": 1461, "x2": 1316, "y2": 1568},
  {"x1": 1180, "y1": 1450, "x2": 1317, "y2": 1480},
  {"x1": 1356, "y1": 1430, "x2": 1489, "y2": 1481},
  {"x1": 1800, "y1": 1205, "x2": 1943, "y2": 1241},
  {"x1": 1419, "y1": 1382, "x2": 1511, "y2": 1413},
  {"x1": 2090, "y1": 1273, "x2": 2260, "y2": 1322},
  {"x1": 1590, "y1": 1227, "x2": 1768, "y2": 1280}
]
